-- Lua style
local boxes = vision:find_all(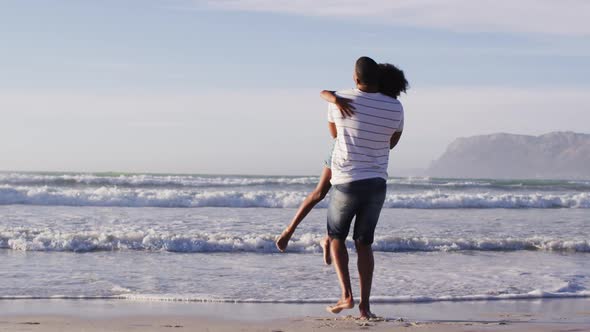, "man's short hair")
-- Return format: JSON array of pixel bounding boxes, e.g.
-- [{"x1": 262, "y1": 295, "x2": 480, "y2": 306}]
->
[{"x1": 355, "y1": 56, "x2": 379, "y2": 86}]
